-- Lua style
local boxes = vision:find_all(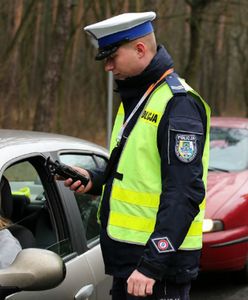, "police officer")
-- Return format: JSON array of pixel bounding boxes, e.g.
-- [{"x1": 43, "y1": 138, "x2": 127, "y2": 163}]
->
[{"x1": 64, "y1": 11, "x2": 211, "y2": 300}]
